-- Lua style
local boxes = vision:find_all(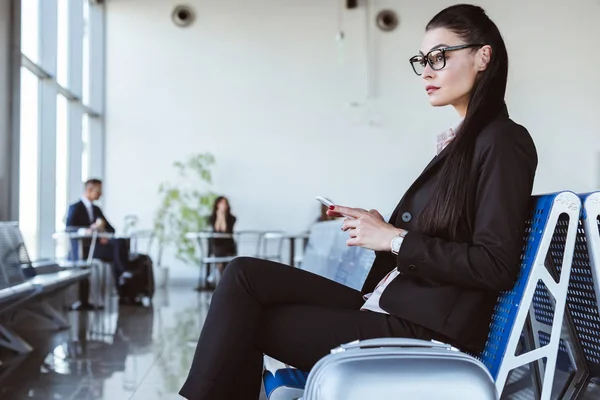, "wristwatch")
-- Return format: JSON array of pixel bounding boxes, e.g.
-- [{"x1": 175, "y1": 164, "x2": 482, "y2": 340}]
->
[{"x1": 390, "y1": 230, "x2": 407, "y2": 255}]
